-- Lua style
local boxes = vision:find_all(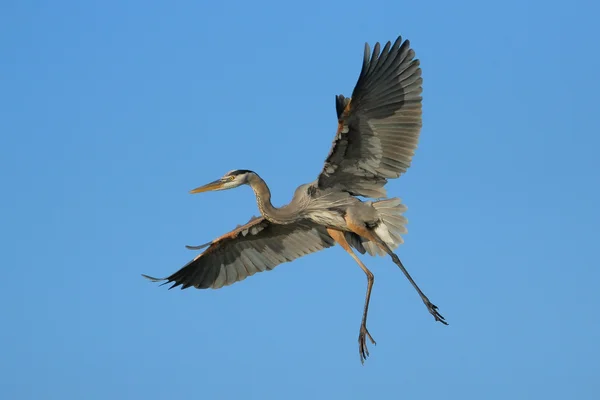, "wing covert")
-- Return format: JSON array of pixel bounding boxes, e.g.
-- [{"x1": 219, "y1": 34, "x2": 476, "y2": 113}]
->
[{"x1": 318, "y1": 36, "x2": 423, "y2": 198}]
